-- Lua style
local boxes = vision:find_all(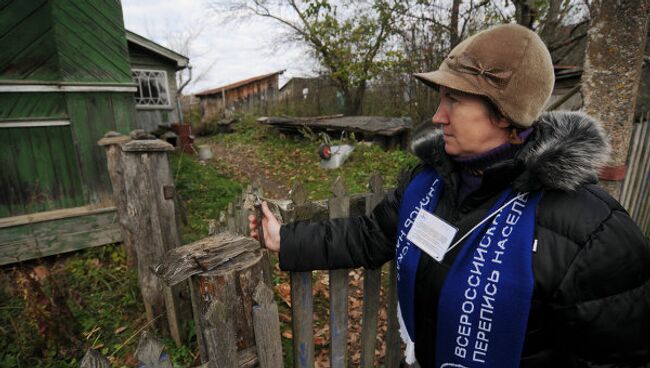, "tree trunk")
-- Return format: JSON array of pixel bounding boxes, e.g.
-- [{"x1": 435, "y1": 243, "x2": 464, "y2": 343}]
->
[
  {"x1": 449, "y1": 0, "x2": 461, "y2": 48},
  {"x1": 581, "y1": 0, "x2": 649, "y2": 198},
  {"x1": 514, "y1": 0, "x2": 535, "y2": 29}
]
